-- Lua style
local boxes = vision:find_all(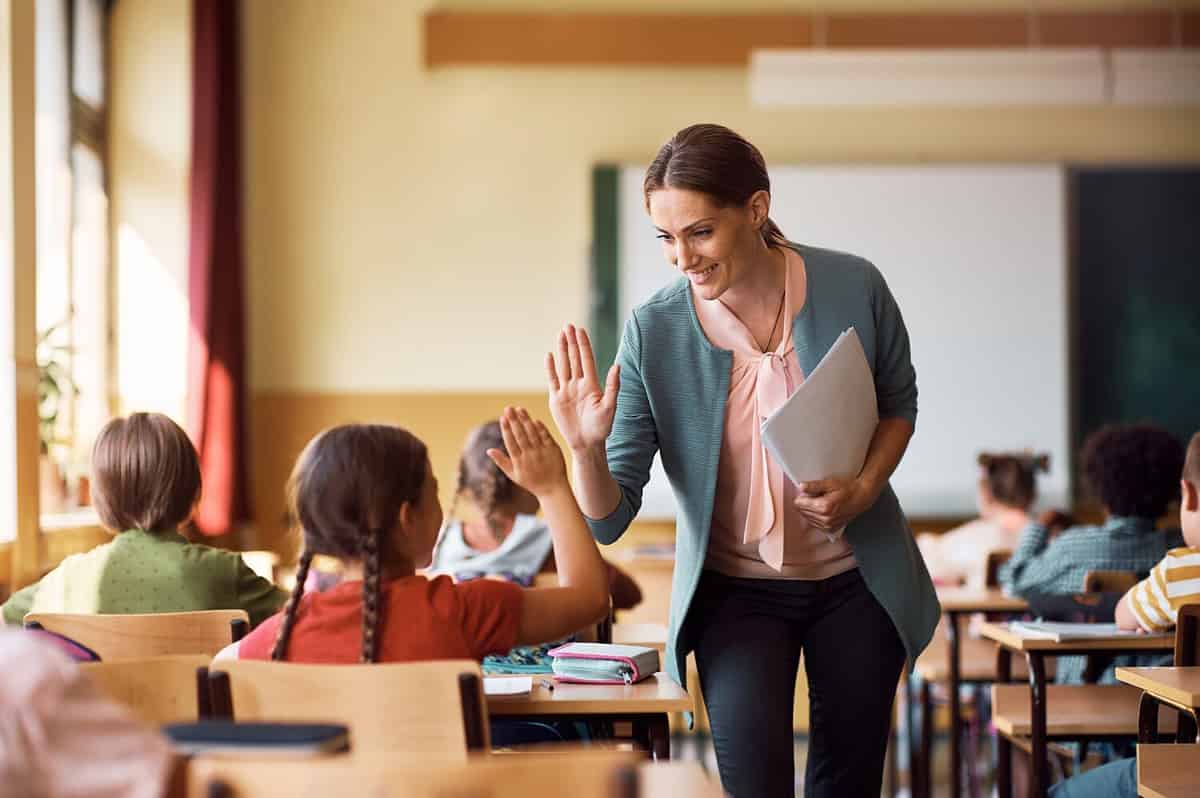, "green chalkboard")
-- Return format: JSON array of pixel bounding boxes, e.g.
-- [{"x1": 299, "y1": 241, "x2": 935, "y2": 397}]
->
[{"x1": 1073, "y1": 167, "x2": 1200, "y2": 457}]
